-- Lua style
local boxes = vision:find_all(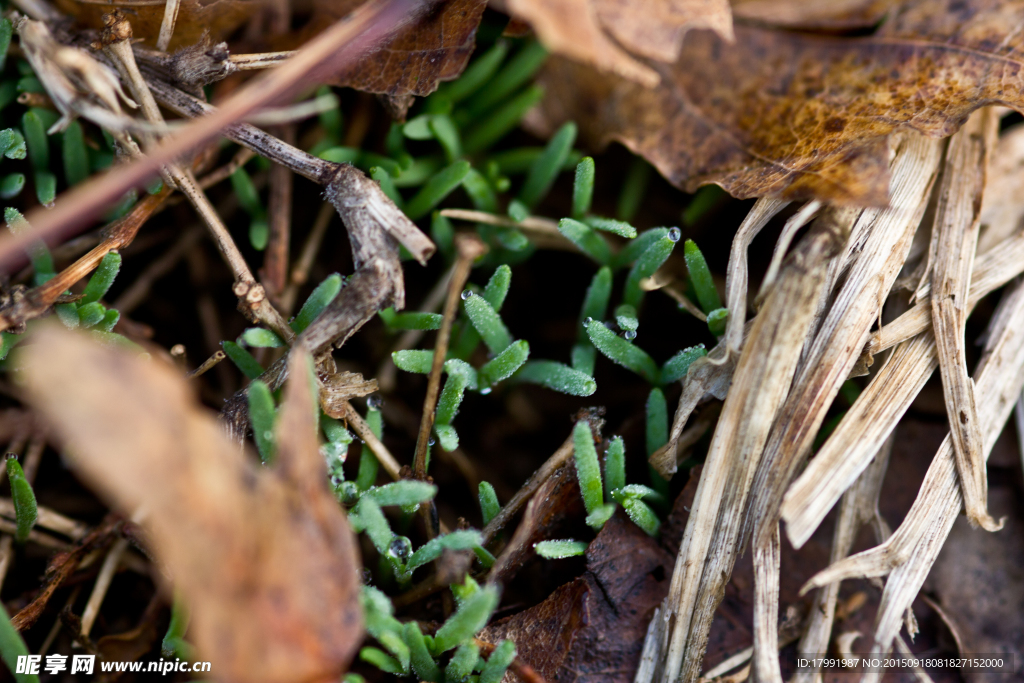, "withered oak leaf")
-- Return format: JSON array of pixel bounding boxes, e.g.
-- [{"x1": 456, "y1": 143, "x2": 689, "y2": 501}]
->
[{"x1": 528, "y1": 0, "x2": 1024, "y2": 206}]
